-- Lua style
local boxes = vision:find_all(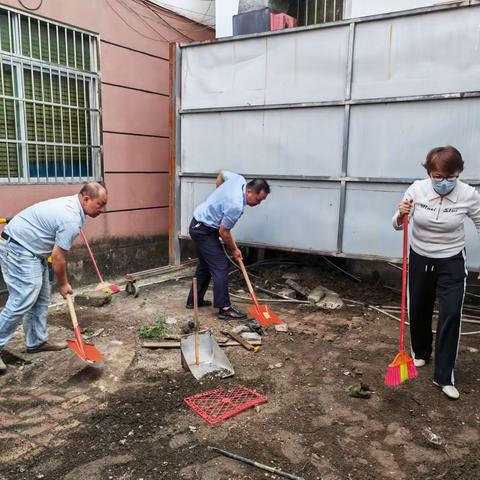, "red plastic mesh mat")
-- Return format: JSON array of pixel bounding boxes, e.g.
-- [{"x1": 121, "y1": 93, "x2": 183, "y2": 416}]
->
[{"x1": 184, "y1": 386, "x2": 268, "y2": 425}]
